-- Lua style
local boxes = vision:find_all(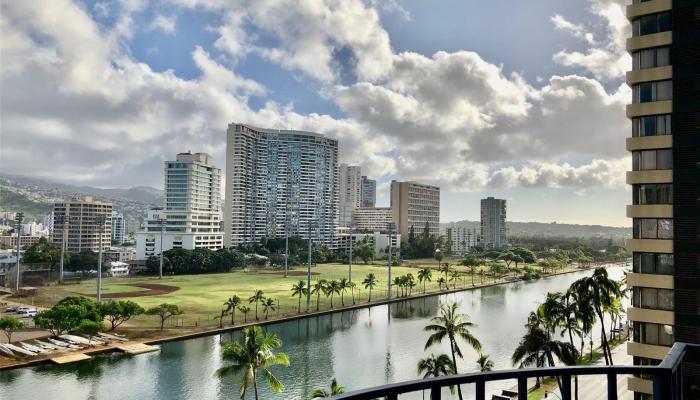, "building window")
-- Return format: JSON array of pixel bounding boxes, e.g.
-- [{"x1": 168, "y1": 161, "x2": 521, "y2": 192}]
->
[
  {"x1": 633, "y1": 287, "x2": 674, "y2": 311},
  {"x1": 632, "y1": 47, "x2": 671, "y2": 70},
  {"x1": 633, "y1": 218, "x2": 673, "y2": 239},
  {"x1": 633, "y1": 183, "x2": 673, "y2": 204},
  {"x1": 632, "y1": 12, "x2": 671, "y2": 37},
  {"x1": 632, "y1": 80, "x2": 672, "y2": 103},
  {"x1": 632, "y1": 149, "x2": 673, "y2": 170},
  {"x1": 632, "y1": 114, "x2": 671, "y2": 137},
  {"x1": 633, "y1": 253, "x2": 674, "y2": 275}
]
